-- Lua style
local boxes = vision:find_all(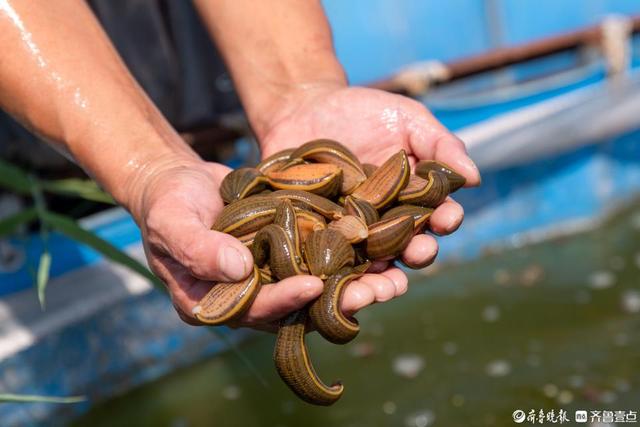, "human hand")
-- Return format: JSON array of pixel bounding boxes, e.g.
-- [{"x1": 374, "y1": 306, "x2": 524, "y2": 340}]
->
[
  {"x1": 258, "y1": 84, "x2": 481, "y2": 312},
  {"x1": 127, "y1": 155, "x2": 325, "y2": 329}
]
